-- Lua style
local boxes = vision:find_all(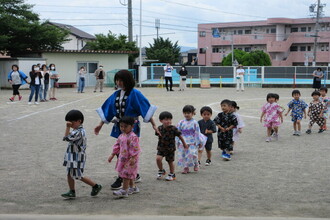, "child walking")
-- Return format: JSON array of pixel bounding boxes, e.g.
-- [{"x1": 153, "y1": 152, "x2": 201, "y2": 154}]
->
[
  {"x1": 213, "y1": 99, "x2": 238, "y2": 161},
  {"x1": 284, "y1": 90, "x2": 308, "y2": 136},
  {"x1": 260, "y1": 93, "x2": 283, "y2": 142},
  {"x1": 177, "y1": 105, "x2": 206, "y2": 174},
  {"x1": 62, "y1": 110, "x2": 102, "y2": 199},
  {"x1": 306, "y1": 91, "x2": 326, "y2": 134},
  {"x1": 230, "y1": 101, "x2": 245, "y2": 154},
  {"x1": 198, "y1": 106, "x2": 217, "y2": 166},
  {"x1": 319, "y1": 87, "x2": 329, "y2": 130},
  {"x1": 108, "y1": 116, "x2": 141, "y2": 198},
  {"x1": 155, "y1": 111, "x2": 187, "y2": 181}
]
